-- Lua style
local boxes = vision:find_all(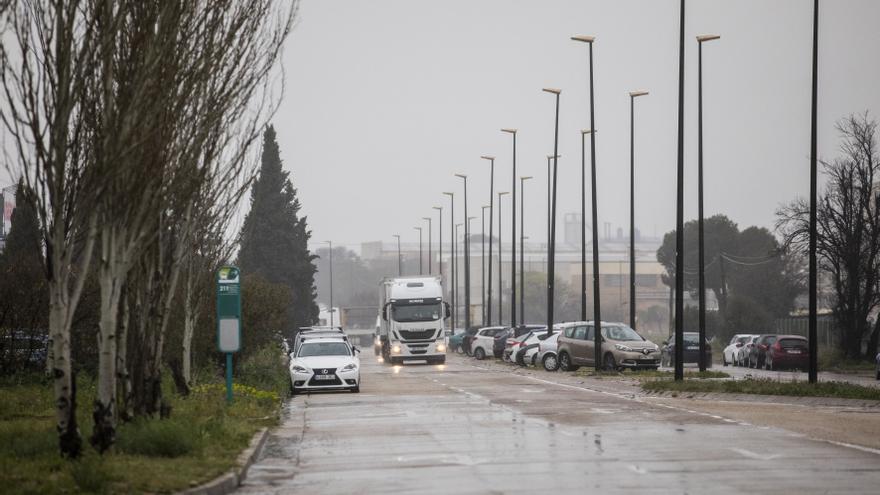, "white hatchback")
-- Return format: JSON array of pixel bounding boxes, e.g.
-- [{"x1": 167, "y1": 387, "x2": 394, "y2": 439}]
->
[
  {"x1": 722, "y1": 334, "x2": 756, "y2": 366},
  {"x1": 289, "y1": 338, "x2": 360, "y2": 394}
]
